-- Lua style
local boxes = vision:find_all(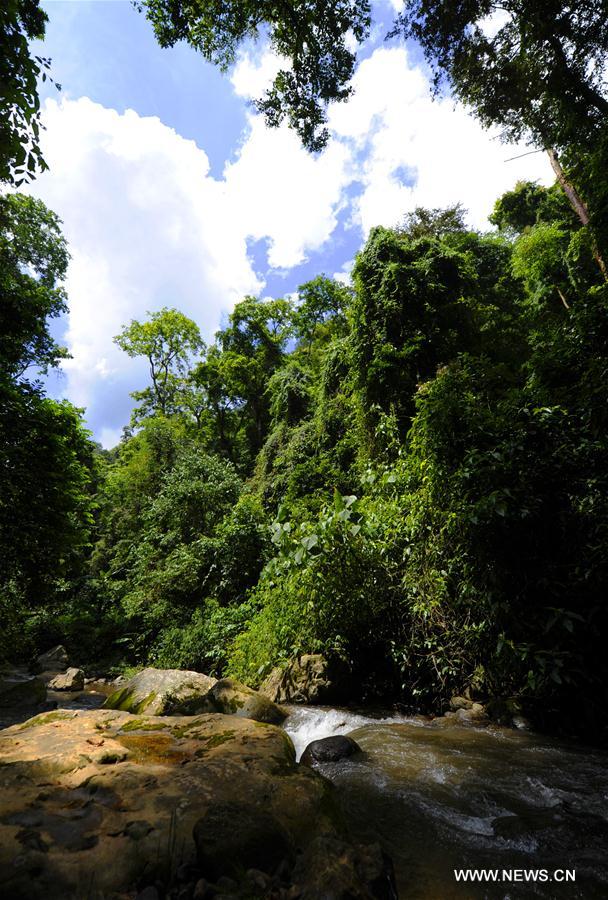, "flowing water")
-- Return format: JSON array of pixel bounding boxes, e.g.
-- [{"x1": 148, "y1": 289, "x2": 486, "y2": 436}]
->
[
  {"x1": 4, "y1": 676, "x2": 607, "y2": 898},
  {"x1": 283, "y1": 706, "x2": 608, "y2": 899}
]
